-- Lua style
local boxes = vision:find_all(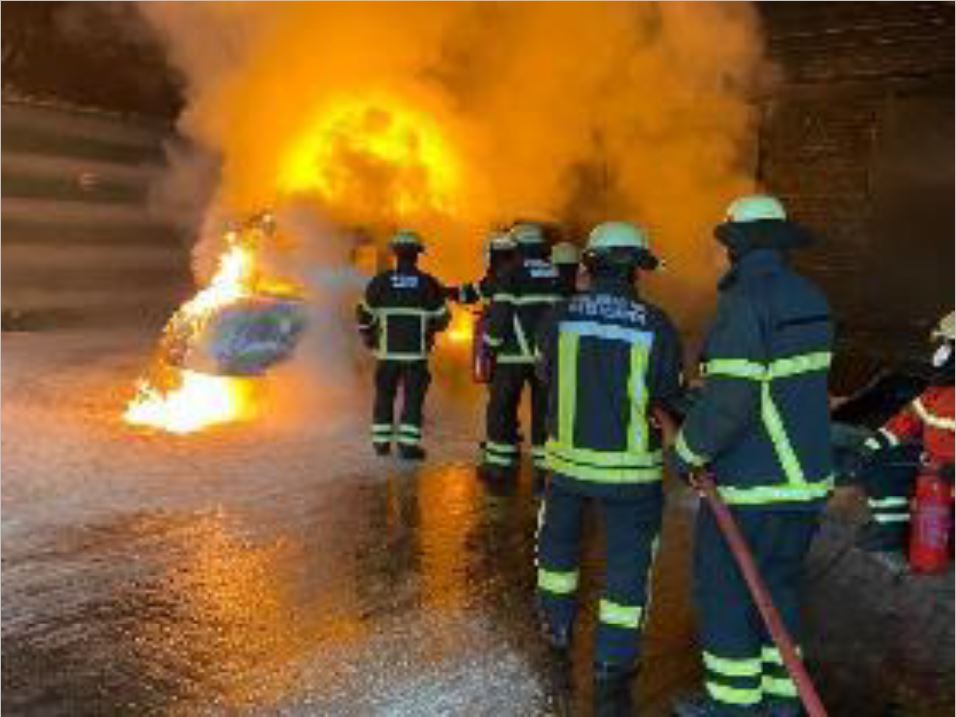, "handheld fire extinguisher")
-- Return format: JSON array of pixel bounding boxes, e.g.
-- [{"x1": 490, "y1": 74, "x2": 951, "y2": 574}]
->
[
  {"x1": 472, "y1": 308, "x2": 494, "y2": 384},
  {"x1": 908, "y1": 459, "x2": 954, "y2": 574}
]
